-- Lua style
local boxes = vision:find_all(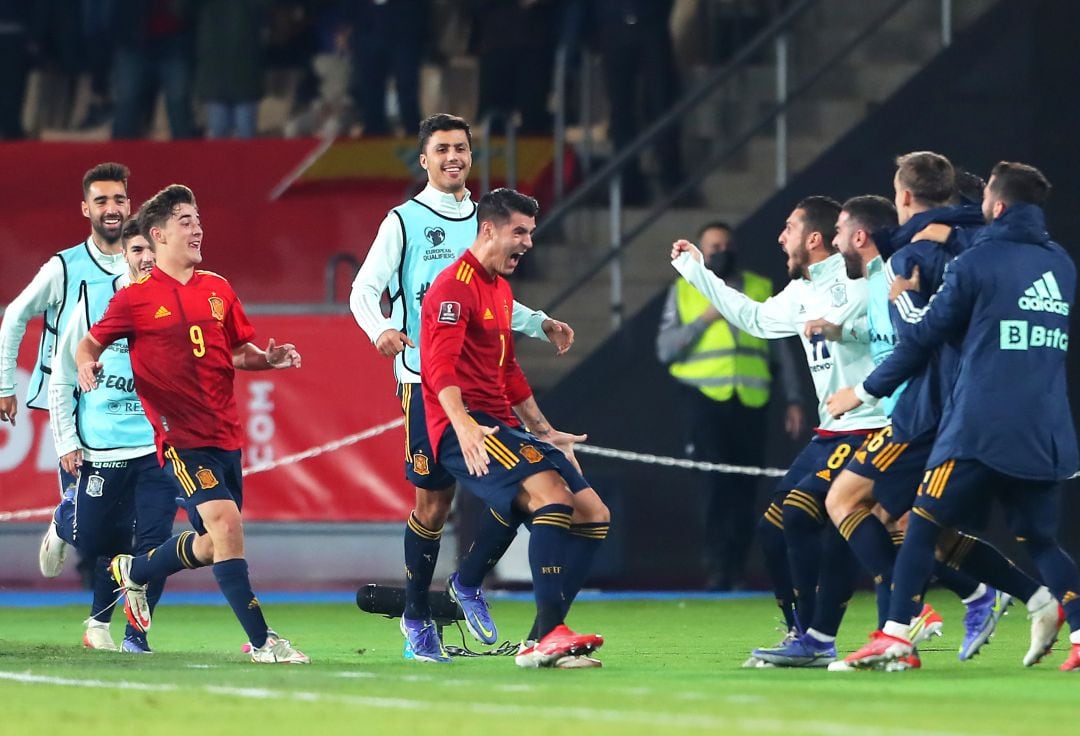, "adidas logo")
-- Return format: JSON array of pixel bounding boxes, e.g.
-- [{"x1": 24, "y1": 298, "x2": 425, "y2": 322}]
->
[
  {"x1": 483, "y1": 308, "x2": 494, "y2": 320},
  {"x1": 1018, "y1": 272, "x2": 1070, "y2": 315},
  {"x1": 154, "y1": 306, "x2": 172, "y2": 319}
]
